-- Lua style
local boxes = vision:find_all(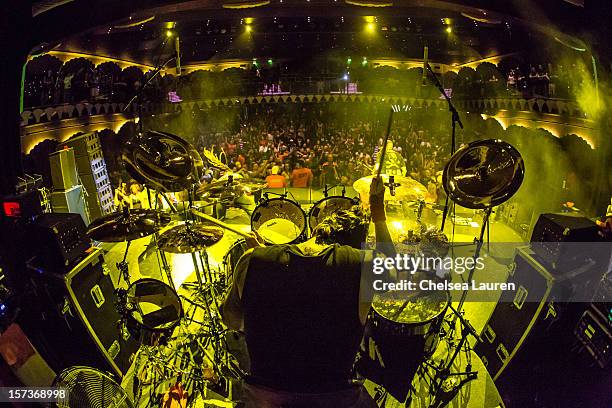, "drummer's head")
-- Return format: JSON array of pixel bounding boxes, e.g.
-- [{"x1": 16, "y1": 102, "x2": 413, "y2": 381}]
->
[{"x1": 313, "y1": 206, "x2": 369, "y2": 249}]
